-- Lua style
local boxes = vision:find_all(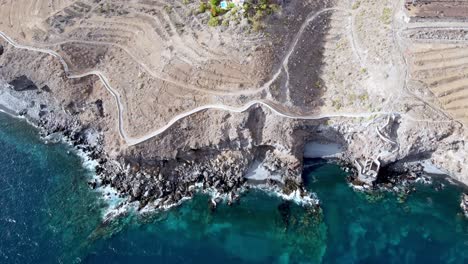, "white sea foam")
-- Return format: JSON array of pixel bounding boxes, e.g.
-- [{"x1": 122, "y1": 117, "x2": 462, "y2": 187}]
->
[
  {"x1": 249, "y1": 184, "x2": 320, "y2": 207},
  {"x1": 352, "y1": 185, "x2": 366, "y2": 191},
  {"x1": 0, "y1": 98, "x2": 129, "y2": 221},
  {"x1": 139, "y1": 196, "x2": 193, "y2": 214},
  {"x1": 74, "y1": 149, "x2": 99, "y2": 172},
  {"x1": 278, "y1": 189, "x2": 320, "y2": 207},
  {"x1": 96, "y1": 176, "x2": 322, "y2": 221},
  {"x1": 245, "y1": 161, "x2": 320, "y2": 207},
  {"x1": 415, "y1": 176, "x2": 433, "y2": 185},
  {"x1": 55, "y1": 131, "x2": 131, "y2": 220},
  {"x1": 102, "y1": 201, "x2": 133, "y2": 222}
]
